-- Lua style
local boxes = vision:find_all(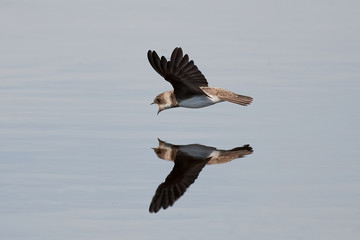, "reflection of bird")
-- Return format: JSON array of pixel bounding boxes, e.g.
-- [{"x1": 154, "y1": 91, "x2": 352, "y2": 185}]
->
[
  {"x1": 149, "y1": 139, "x2": 253, "y2": 213},
  {"x1": 148, "y1": 47, "x2": 253, "y2": 114}
]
